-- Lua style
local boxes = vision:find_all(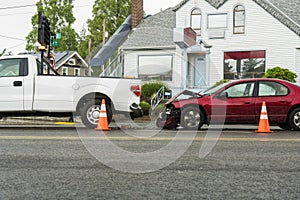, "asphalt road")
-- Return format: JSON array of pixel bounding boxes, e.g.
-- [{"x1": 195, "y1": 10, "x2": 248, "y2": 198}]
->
[{"x1": 1, "y1": 126, "x2": 300, "y2": 199}]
